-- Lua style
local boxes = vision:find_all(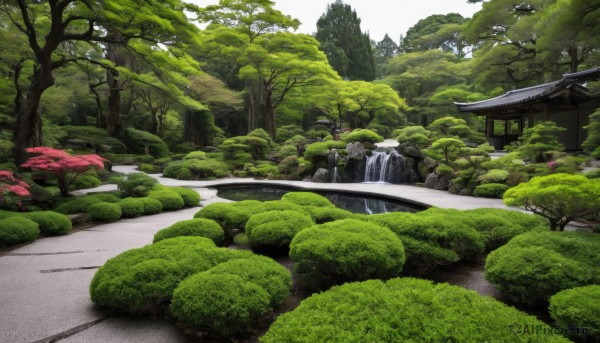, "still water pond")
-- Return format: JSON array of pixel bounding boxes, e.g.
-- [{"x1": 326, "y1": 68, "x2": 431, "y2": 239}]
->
[{"x1": 214, "y1": 185, "x2": 424, "y2": 214}]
